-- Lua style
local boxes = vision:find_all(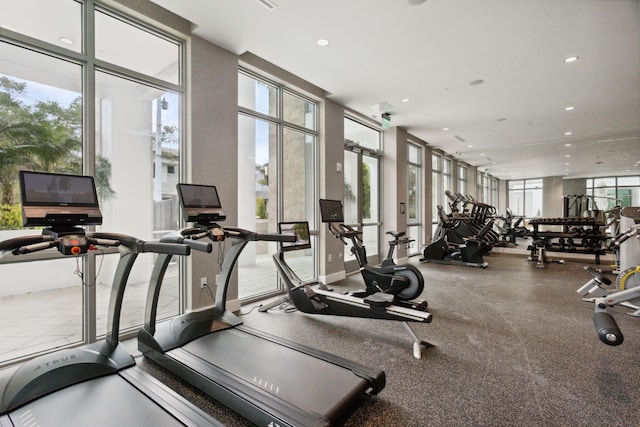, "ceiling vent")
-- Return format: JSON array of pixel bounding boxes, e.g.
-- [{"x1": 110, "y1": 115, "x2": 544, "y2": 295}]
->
[{"x1": 454, "y1": 135, "x2": 466, "y2": 143}]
